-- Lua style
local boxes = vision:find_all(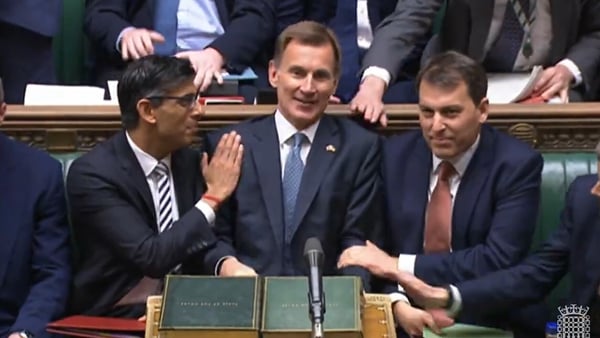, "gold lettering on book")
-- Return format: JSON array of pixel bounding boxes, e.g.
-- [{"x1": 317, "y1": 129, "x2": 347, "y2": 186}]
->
[{"x1": 179, "y1": 301, "x2": 239, "y2": 307}]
